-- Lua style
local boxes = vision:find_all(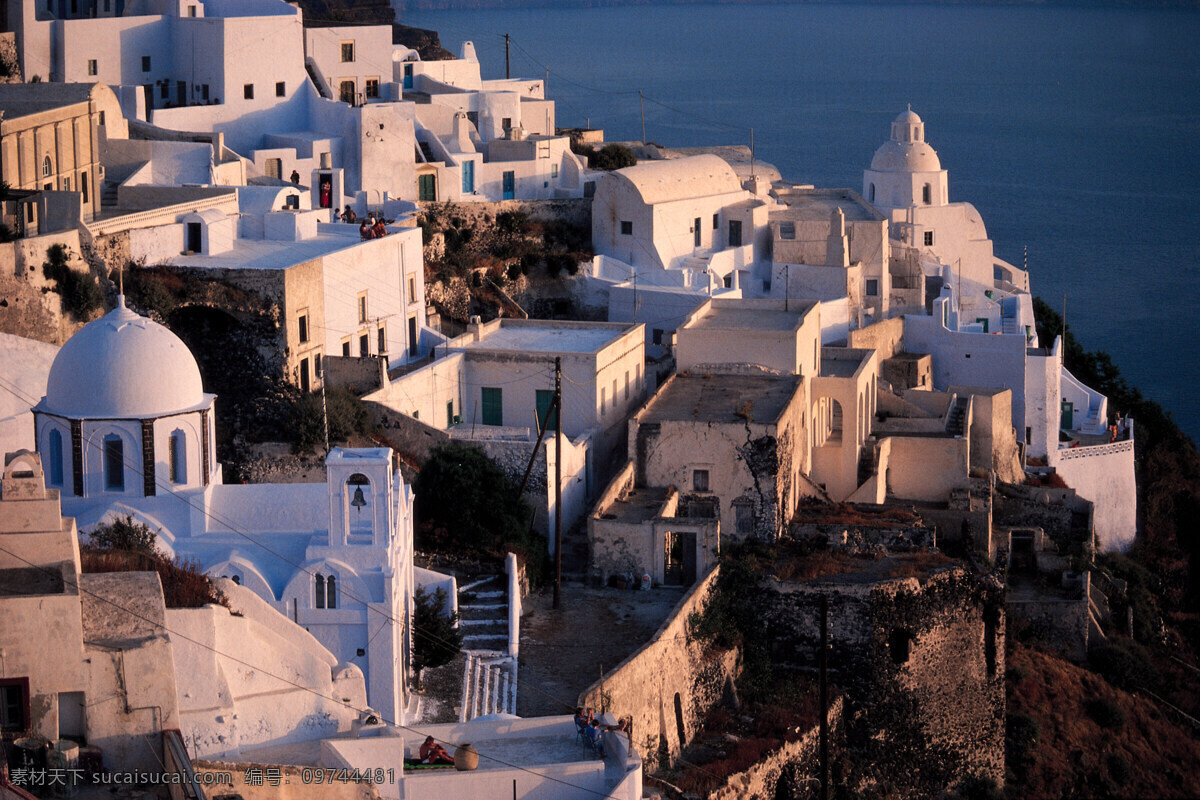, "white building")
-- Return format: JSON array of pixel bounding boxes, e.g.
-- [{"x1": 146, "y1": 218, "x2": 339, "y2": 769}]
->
[
  {"x1": 29, "y1": 299, "x2": 449, "y2": 725},
  {"x1": 366, "y1": 317, "x2": 645, "y2": 540},
  {"x1": 862, "y1": 107, "x2": 1031, "y2": 332}
]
